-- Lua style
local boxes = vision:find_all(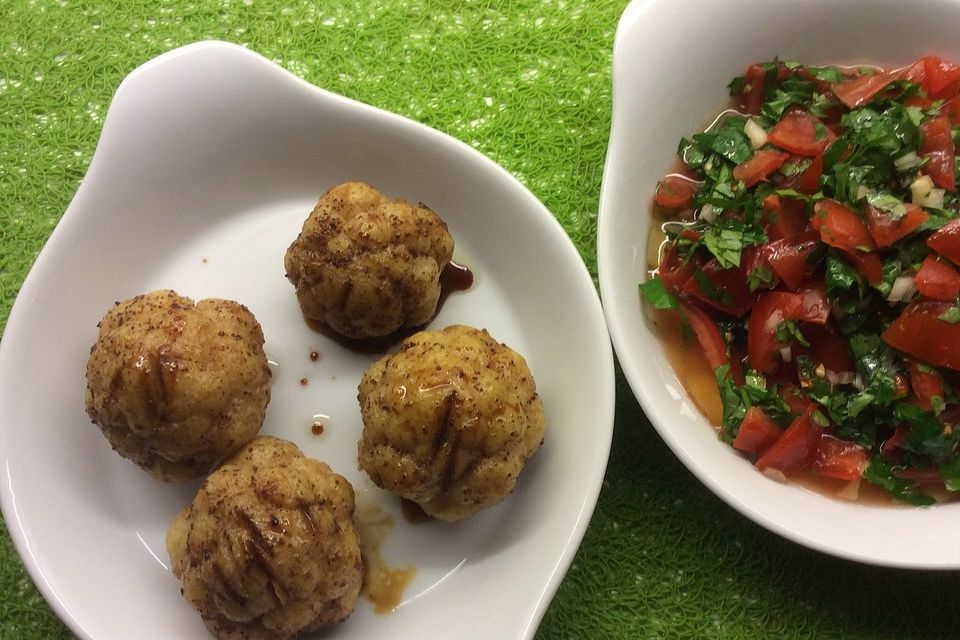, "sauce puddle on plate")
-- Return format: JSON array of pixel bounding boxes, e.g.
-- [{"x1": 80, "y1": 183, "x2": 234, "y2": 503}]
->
[{"x1": 355, "y1": 501, "x2": 416, "y2": 613}]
